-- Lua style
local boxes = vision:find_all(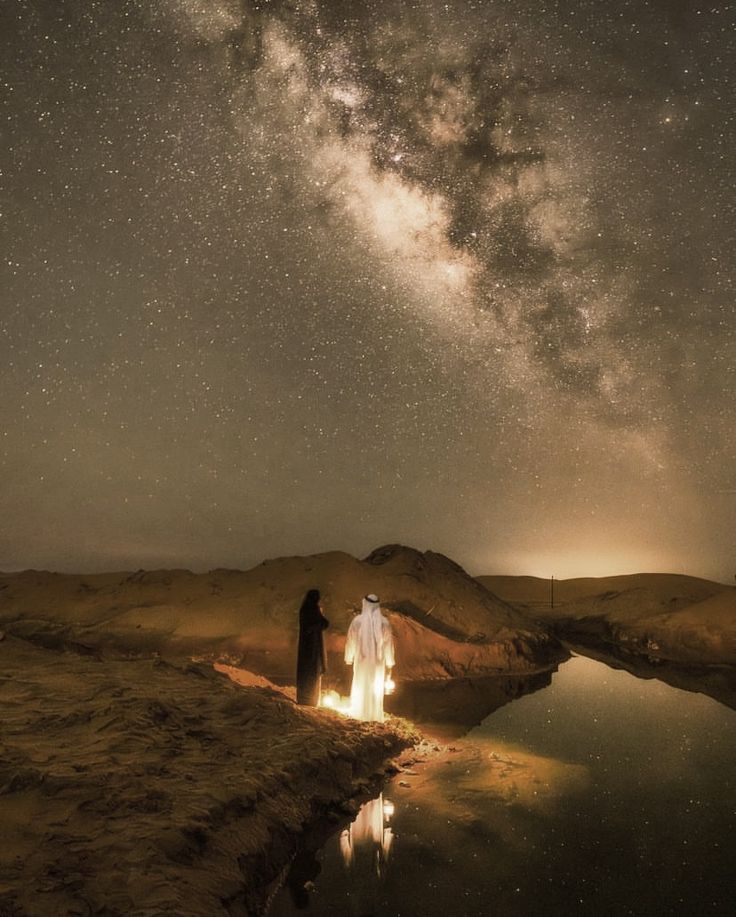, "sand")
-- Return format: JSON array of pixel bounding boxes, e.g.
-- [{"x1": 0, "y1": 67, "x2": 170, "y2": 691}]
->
[
  {"x1": 1, "y1": 550, "x2": 733, "y2": 915},
  {"x1": 9, "y1": 549, "x2": 730, "y2": 912},
  {"x1": 0, "y1": 546, "x2": 564, "y2": 685},
  {"x1": 0, "y1": 546, "x2": 572, "y2": 913},
  {"x1": 480, "y1": 572, "x2": 736, "y2": 668},
  {"x1": 0, "y1": 630, "x2": 416, "y2": 916},
  {"x1": 478, "y1": 572, "x2": 727, "y2": 613}
]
